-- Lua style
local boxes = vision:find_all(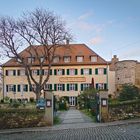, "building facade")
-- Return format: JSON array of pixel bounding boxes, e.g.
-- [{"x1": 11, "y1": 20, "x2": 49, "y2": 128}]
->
[
  {"x1": 115, "y1": 60, "x2": 140, "y2": 93},
  {"x1": 2, "y1": 44, "x2": 114, "y2": 106}
]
